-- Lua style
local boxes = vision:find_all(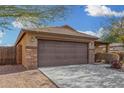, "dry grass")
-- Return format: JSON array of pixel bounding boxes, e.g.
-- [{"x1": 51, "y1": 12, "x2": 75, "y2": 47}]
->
[
  {"x1": 95, "y1": 52, "x2": 120, "y2": 63},
  {"x1": 0, "y1": 65, "x2": 56, "y2": 88}
]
